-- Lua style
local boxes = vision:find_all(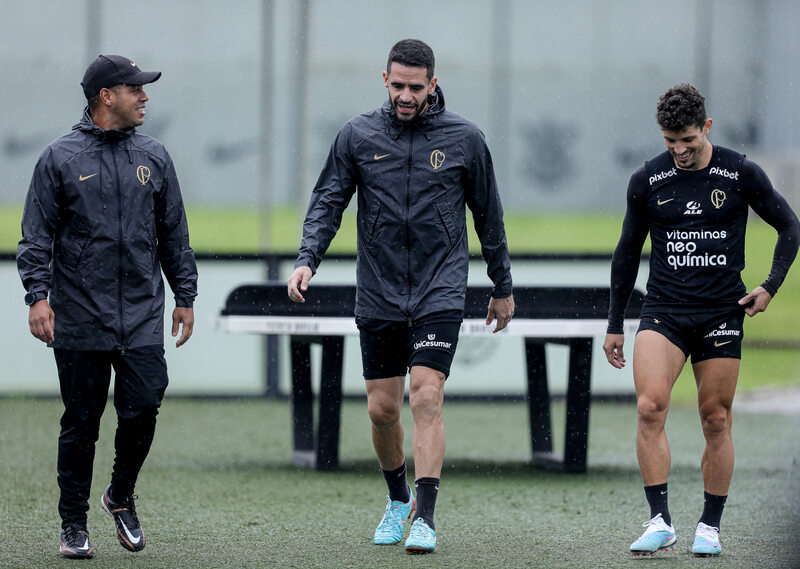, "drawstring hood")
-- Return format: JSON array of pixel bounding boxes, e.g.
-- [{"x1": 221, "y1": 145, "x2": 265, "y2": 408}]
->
[
  {"x1": 76, "y1": 107, "x2": 136, "y2": 145},
  {"x1": 75, "y1": 107, "x2": 135, "y2": 163}
]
